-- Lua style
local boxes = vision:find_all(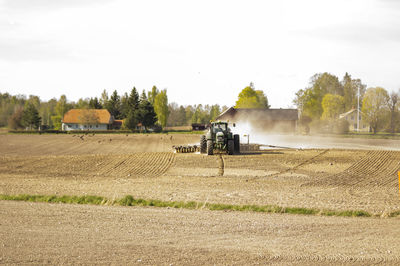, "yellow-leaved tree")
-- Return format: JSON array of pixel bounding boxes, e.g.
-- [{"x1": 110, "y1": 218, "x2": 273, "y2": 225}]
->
[
  {"x1": 361, "y1": 87, "x2": 389, "y2": 134},
  {"x1": 235, "y1": 83, "x2": 270, "y2": 109},
  {"x1": 321, "y1": 94, "x2": 345, "y2": 121}
]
